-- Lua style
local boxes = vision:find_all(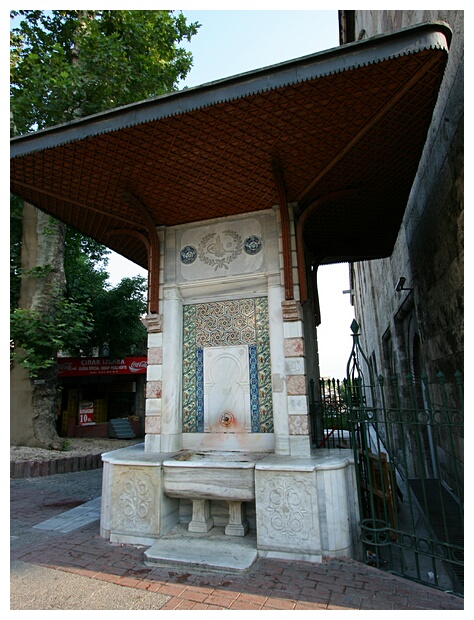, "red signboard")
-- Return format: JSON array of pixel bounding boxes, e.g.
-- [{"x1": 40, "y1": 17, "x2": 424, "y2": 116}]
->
[{"x1": 58, "y1": 357, "x2": 147, "y2": 377}]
